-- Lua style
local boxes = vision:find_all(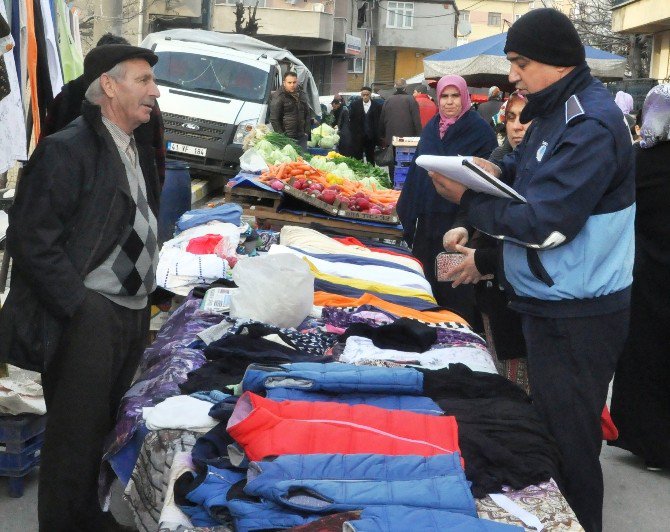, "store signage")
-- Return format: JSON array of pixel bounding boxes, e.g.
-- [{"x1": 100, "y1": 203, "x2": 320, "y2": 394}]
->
[{"x1": 345, "y1": 34, "x2": 362, "y2": 56}]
